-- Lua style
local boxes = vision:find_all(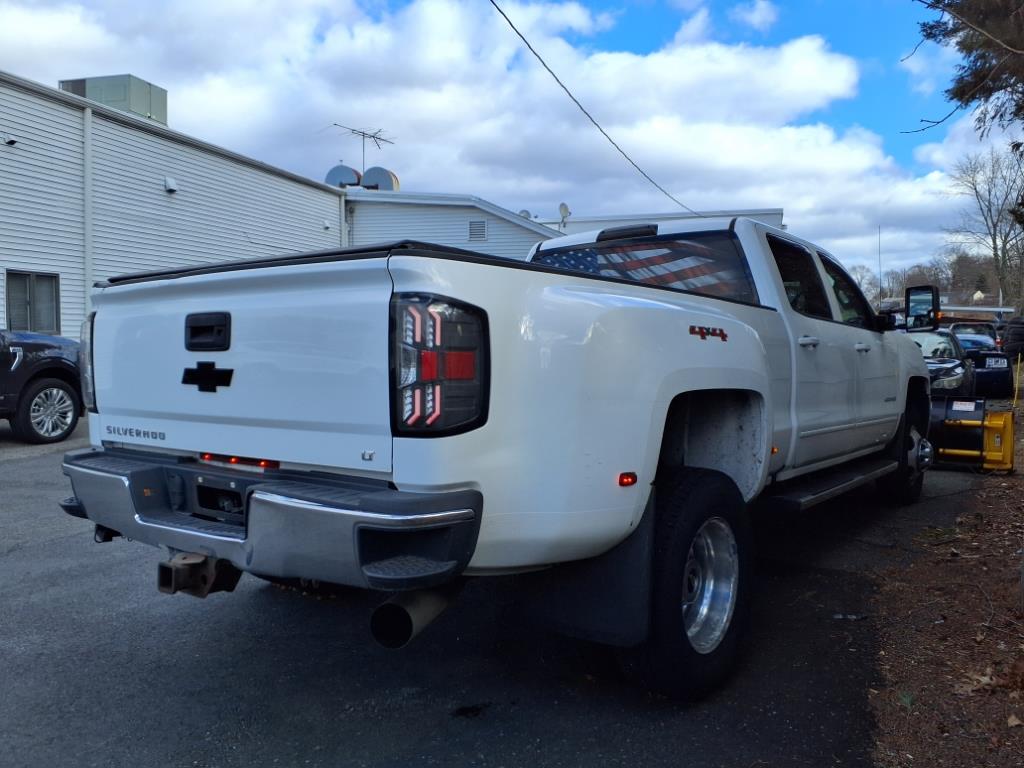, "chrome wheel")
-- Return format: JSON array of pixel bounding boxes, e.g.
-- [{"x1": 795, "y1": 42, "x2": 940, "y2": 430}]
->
[
  {"x1": 681, "y1": 516, "x2": 739, "y2": 655},
  {"x1": 30, "y1": 387, "x2": 75, "y2": 438}
]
